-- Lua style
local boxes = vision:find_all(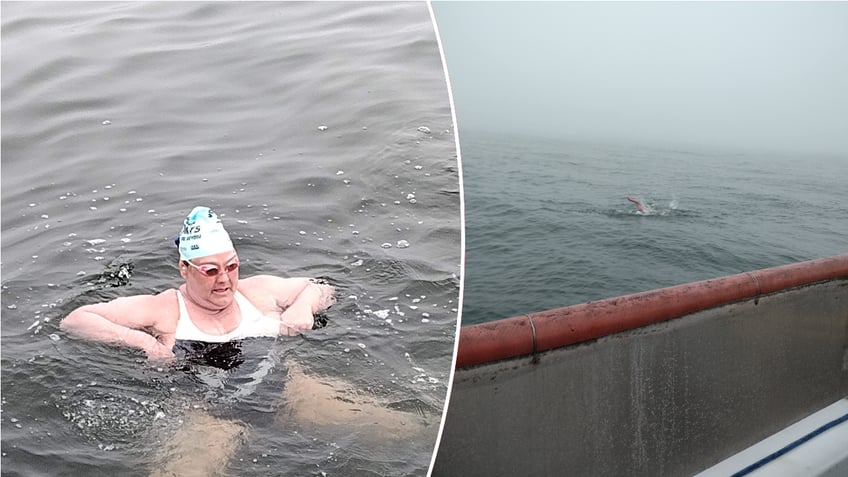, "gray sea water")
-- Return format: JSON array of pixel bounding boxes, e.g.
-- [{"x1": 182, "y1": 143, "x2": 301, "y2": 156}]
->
[
  {"x1": 1, "y1": 2, "x2": 459, "y2": 476},
  {"x1": 461, "y1": 129, "x2": 847, "y2": 325}
]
